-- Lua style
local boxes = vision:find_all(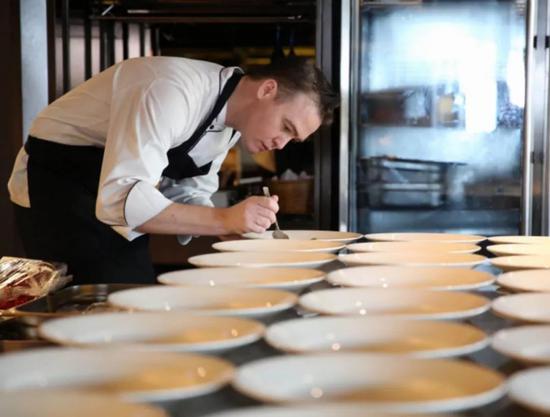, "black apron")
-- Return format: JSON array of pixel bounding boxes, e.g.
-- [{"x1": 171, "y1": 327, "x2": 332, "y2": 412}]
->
[{"x1": 15, "y1": 71, "x2": 243, "y2": 285}]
